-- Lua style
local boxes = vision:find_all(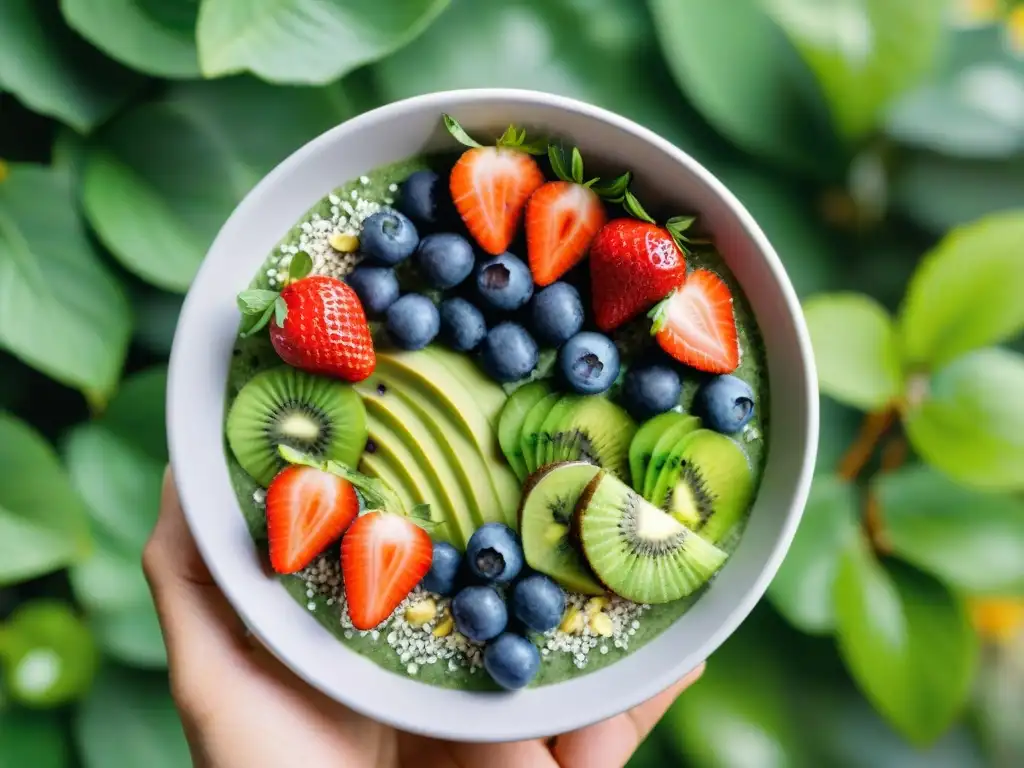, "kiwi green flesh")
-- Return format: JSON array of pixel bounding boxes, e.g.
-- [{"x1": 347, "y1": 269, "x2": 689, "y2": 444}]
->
[
  {"x1": 226, "y1": 366, "x2": 366, "y2": 487},
  {"x1": 576, "y1": 472, "x2": 727, "y2": 604},
  {"x1": 550, "y1": 397, "x2": 637, "y2": 481},
  {"x1": 498, "y1": 382, "x2": 552, "y2": 482},
  {"x1": 536, "y1": 395, "x2": 582, "y2": 469},
  {"x1": 518, "y1": 462, "x2": 605, "y2": 595},
  {"x1": 519, "y1": 393, "x2": 562, "y2": 476},
  {"x1": 641, "y1": 416, "x2": 701, "y2": 499},
  {"x1": 666, "y1": 431, "x2": 754, "y2": 544},
  {"x1": 628, "y1": 411, "x2": 688, "y2": 491}
]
